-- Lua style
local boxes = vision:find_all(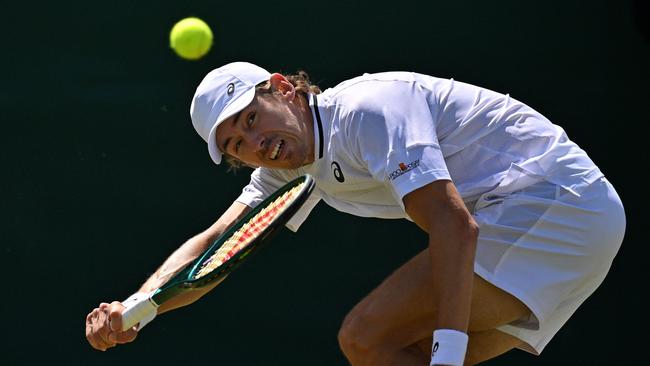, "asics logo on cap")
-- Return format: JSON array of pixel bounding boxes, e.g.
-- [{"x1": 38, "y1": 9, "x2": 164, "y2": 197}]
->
[{"x1": 227, "y1": 83, "x2": 235, "y2": 95}]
